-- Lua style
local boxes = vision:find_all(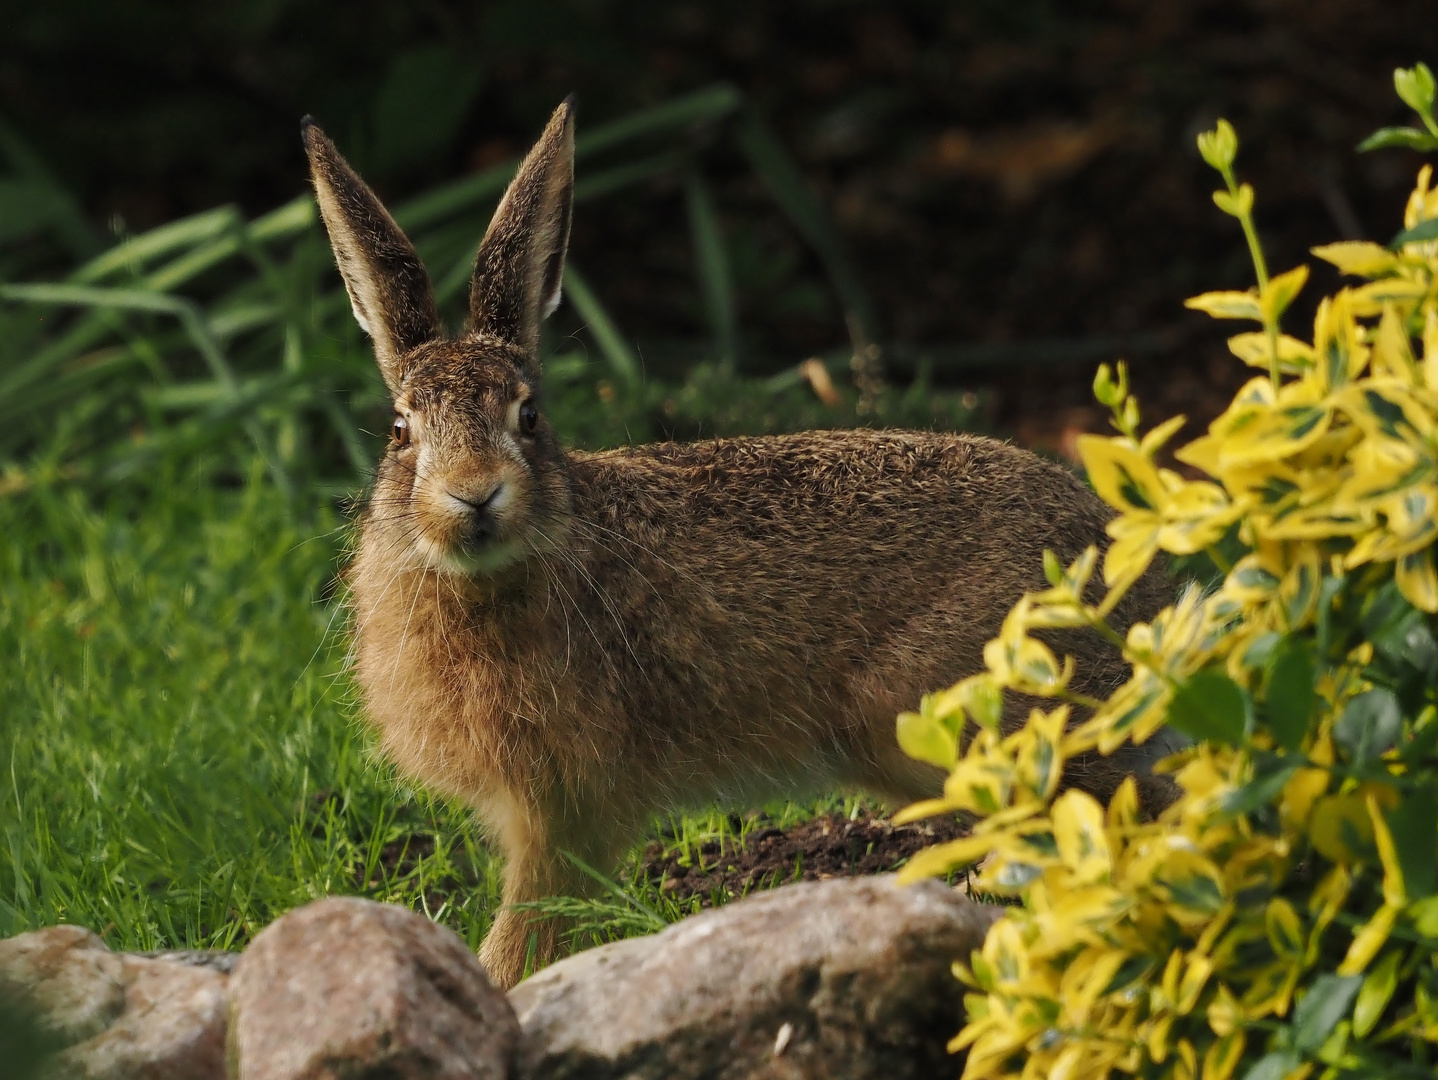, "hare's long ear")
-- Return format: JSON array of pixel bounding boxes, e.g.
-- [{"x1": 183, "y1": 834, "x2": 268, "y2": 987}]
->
[
  {"x1": 469, "y1": 99, "x2": 575, "y2": 357},
  {"x1": 302, "y1": 119, "x2": 439, "y2": 394}
]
